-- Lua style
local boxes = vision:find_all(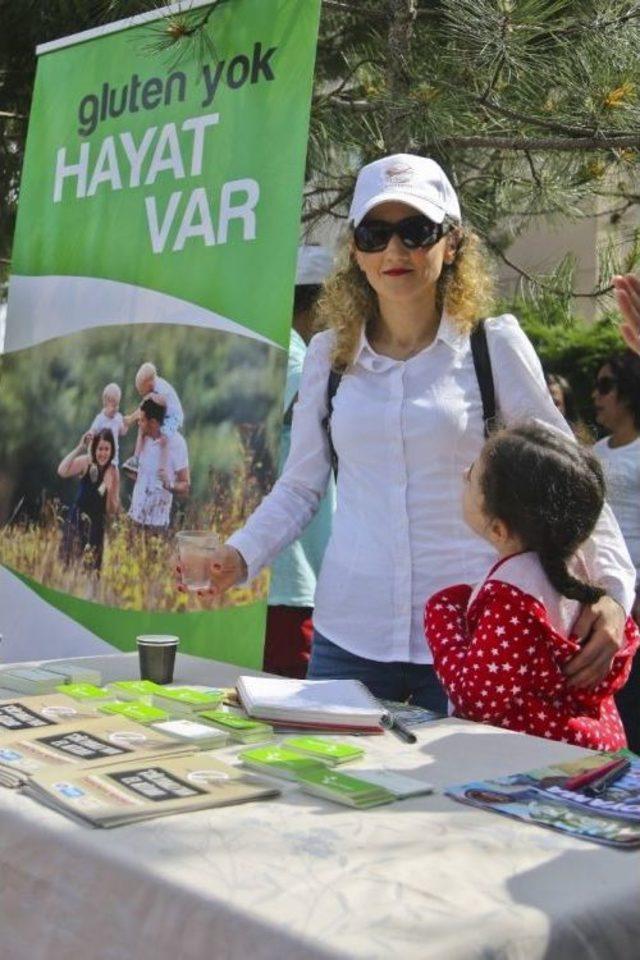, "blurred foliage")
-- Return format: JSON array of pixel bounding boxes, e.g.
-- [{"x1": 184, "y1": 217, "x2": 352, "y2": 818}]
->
[{"x1": 510, "y1": 297, "x2": 626, "y2": 424}]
